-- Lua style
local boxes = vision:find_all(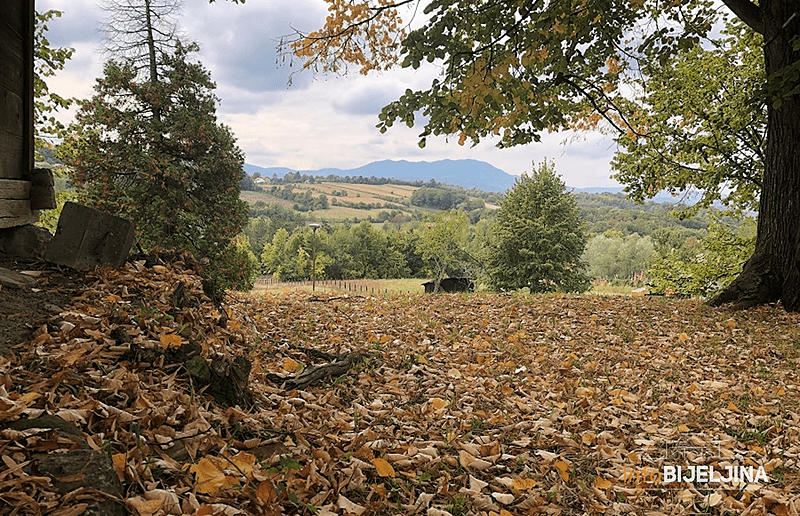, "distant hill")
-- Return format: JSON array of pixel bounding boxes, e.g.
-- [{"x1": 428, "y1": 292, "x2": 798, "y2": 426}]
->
[
  {"x1": 244, "y1": 159, "x2": 518, "y2": 193},
  {"x1": 244, "y1": 159, "x2": 700, "y2": 204},
  {"x1": 570, "y1": 186, "x2": 702, "y2": 205}
]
